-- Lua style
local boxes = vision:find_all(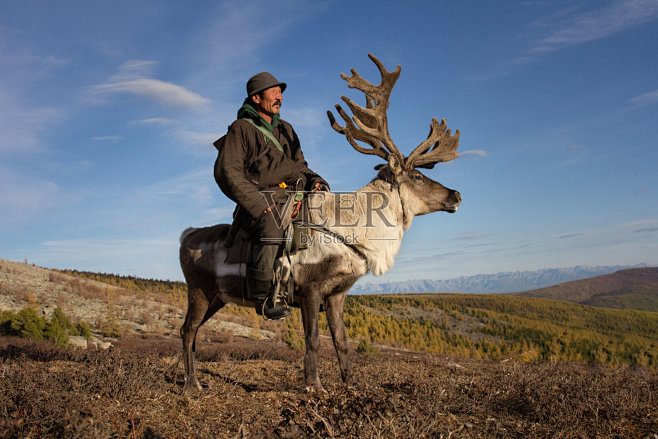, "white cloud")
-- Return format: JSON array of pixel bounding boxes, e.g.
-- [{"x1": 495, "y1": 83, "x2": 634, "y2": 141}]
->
[
  {"x1": 453, "y1": 232, "x2": 491, "y2": 241},
  {"x1": 90, "y1": 60, "x2": 210, "y2": 109},
  {"x1": 620, "y1": 218, "x2": 658, "y2": 231},
  {"x1": 132, "y1": 117, "x2": 177, "y2": 125},
  {"x1": 515, "y1": 0, "x2": 658, "y2": 64},
  {"x1": 461, "y1": 149, "x2": 488, "y2": 158},
  {"x1": 627, "y1": 89, "x2": 658, "y2": 108},
  {"x1": 93, "y1": 78, "x2": 210, "y2": 109},
  {"x1": 110, "y1": 60, "x2": 158, "y2": 81},
  {"x1": 557, "y1": 232, "x2": 586, "y2": 239},
  {"x1": 173, "y1": 129, "x2": 219, "y2": 150},
  {"x1": 143, "y1": 169, "x2": 214, "y2": 201},
  {"x1": 50, "y1": 160, "x2": 95, "y2": 174},
  {"x1": 91, "y1": 135, "x2": 122, "y2": 142},
  {"x1": 134, "y1": 118, "x2": 220, "y2": 155},
  {"x1": 0, "y1": 25, "x2": 71, "y2": 83}
]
